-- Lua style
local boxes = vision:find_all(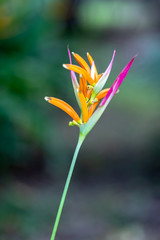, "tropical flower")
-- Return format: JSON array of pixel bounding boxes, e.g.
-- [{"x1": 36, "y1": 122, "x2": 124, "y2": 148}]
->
[
  {"x1": 45, "y1": 48, "x2": 136, "y2": 138},
  {"x1": 45, "y1": 48, "x2": 136, "y2": 240}
]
